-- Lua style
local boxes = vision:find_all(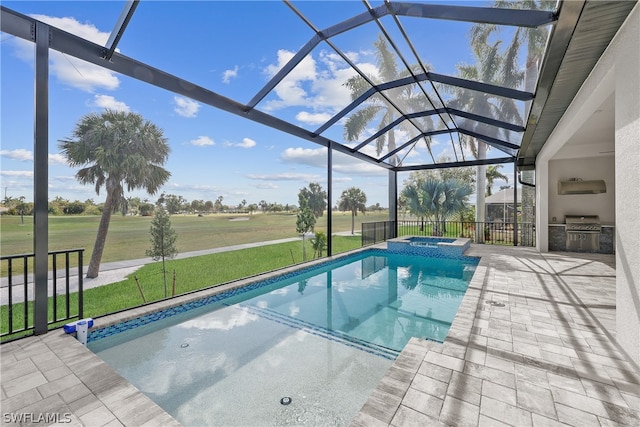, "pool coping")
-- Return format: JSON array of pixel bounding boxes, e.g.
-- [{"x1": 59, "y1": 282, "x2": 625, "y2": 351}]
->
[{"x1": 388, "y1": 235, "x2": 471, "y2": 249}]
